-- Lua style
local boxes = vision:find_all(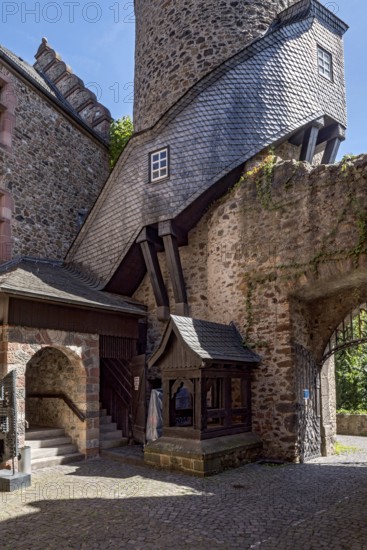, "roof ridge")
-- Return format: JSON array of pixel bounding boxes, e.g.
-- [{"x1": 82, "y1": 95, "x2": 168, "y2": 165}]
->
[{"x1": 0, "y1": 45, "x2": 109, "y2": 146}]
